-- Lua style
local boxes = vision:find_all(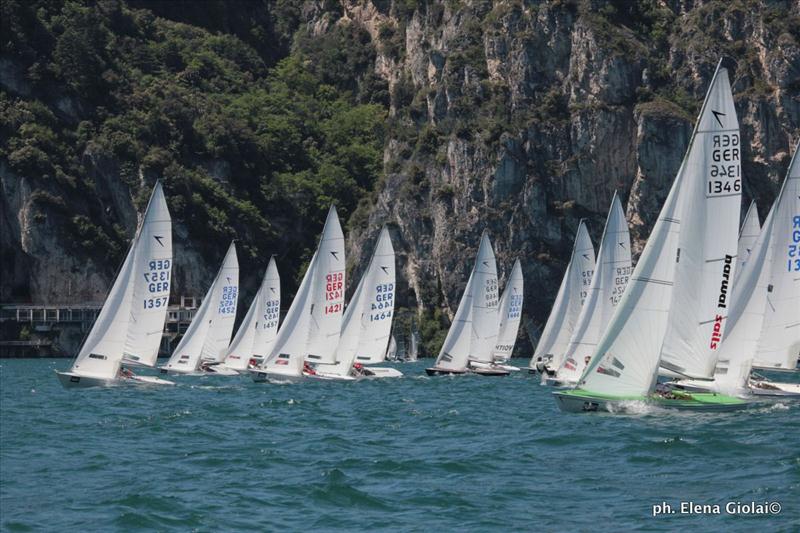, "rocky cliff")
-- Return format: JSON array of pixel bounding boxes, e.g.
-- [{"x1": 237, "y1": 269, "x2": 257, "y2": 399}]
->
[{"x1": 2, "y1": 0, "x2": 799, "y2": 353}]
